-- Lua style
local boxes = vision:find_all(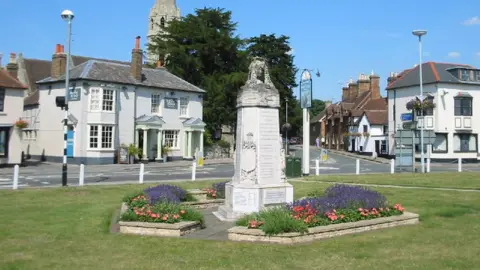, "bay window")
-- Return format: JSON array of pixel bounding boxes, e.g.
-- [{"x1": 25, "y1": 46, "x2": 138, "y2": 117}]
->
[
  {"x1": 88, "y1": 125, "x2": 114, "y2": 149},
  {"x1": 432, "y1": 133, "x2": 448, "y2": 153},
  {"x1": 89, "y1": 87, "x2": 115, "y2": 112},
  {"x1": 453, "y1": 133, "x2": 477, "y2": 152}
]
